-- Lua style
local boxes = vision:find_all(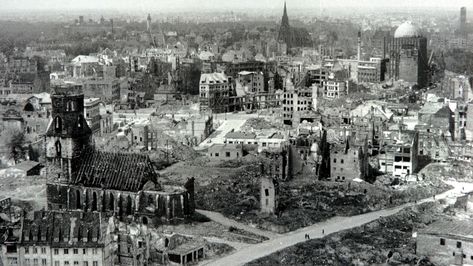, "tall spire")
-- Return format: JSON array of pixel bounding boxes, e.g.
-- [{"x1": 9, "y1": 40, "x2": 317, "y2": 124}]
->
[{"x1": 278, "y1": 1, "x2": 292, "y2": 51}]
